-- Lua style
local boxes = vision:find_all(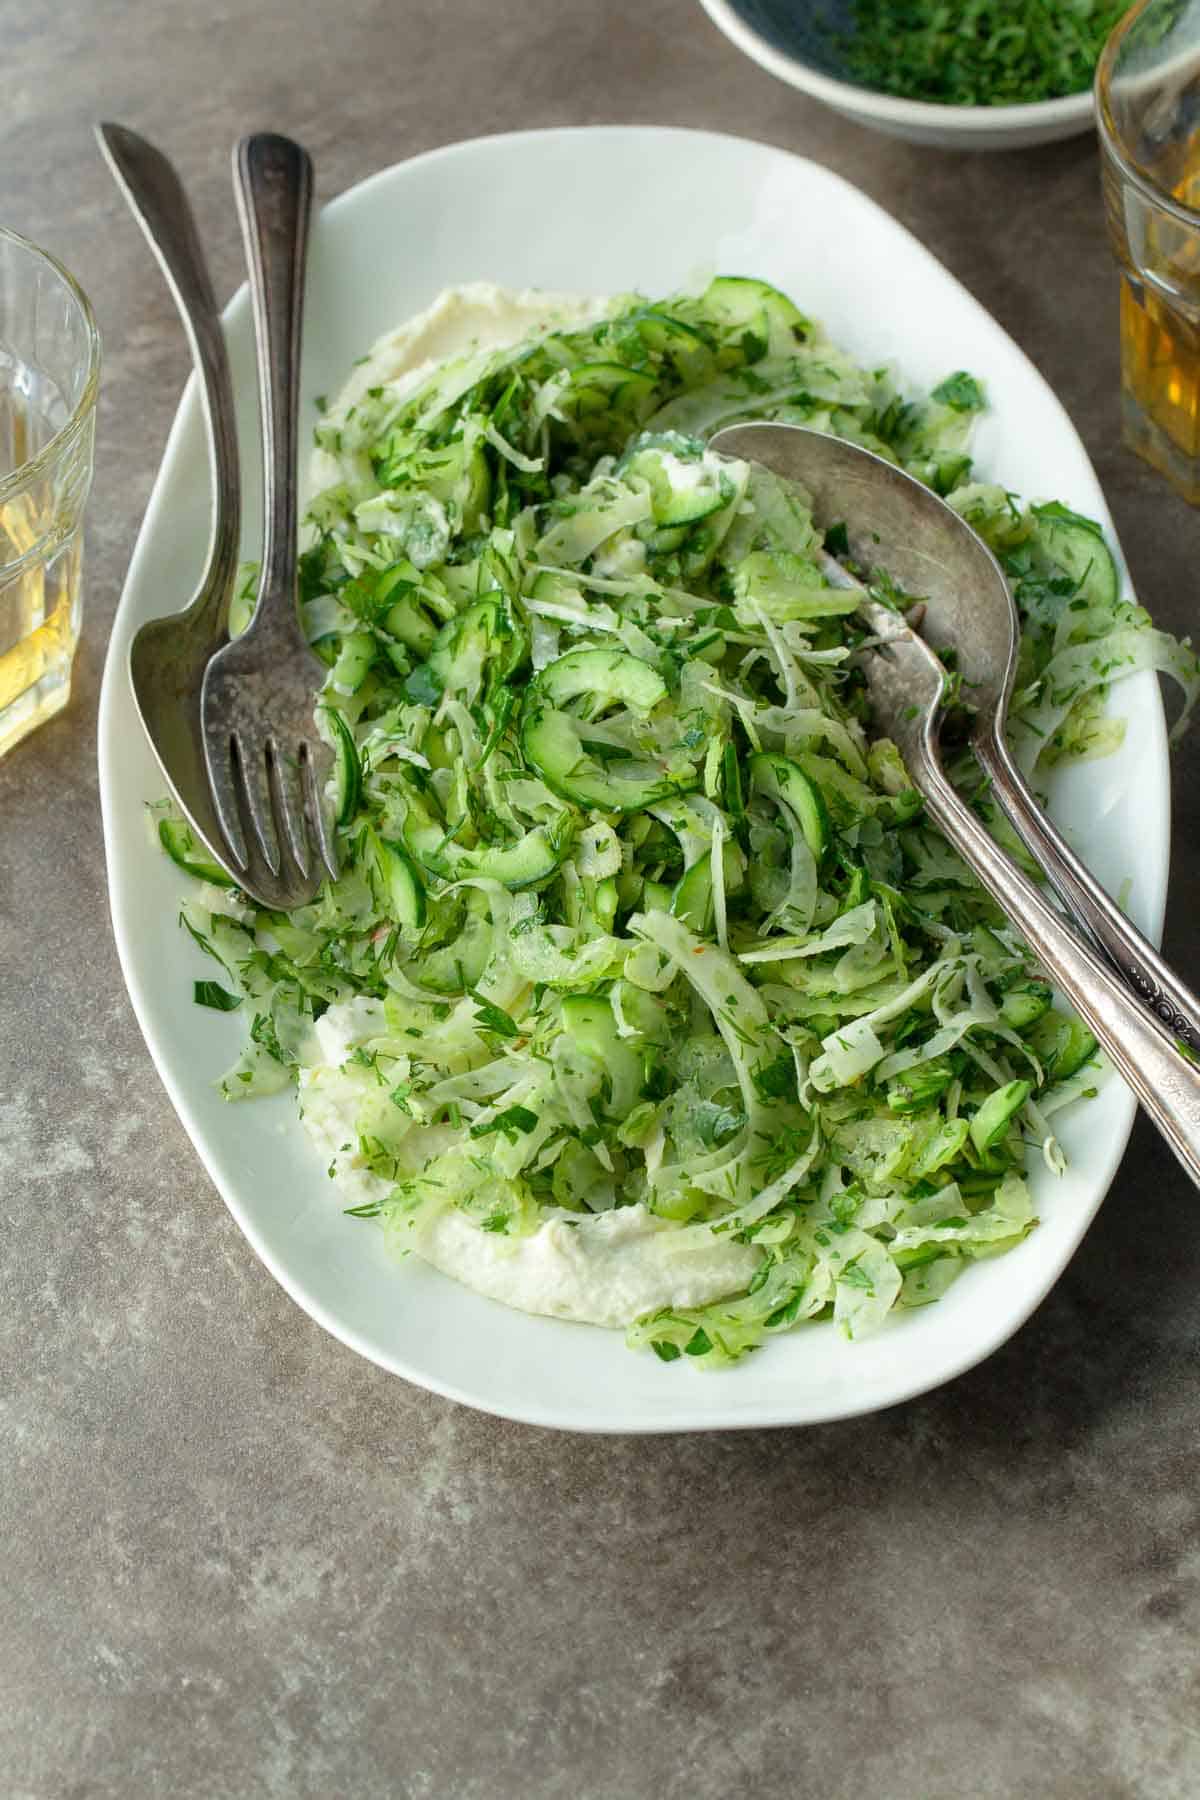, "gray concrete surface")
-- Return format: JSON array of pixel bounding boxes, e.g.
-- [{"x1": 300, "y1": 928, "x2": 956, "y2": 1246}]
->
[{"x1": 3, "y1": 2, "x2": 1199, "y2": 1795}]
